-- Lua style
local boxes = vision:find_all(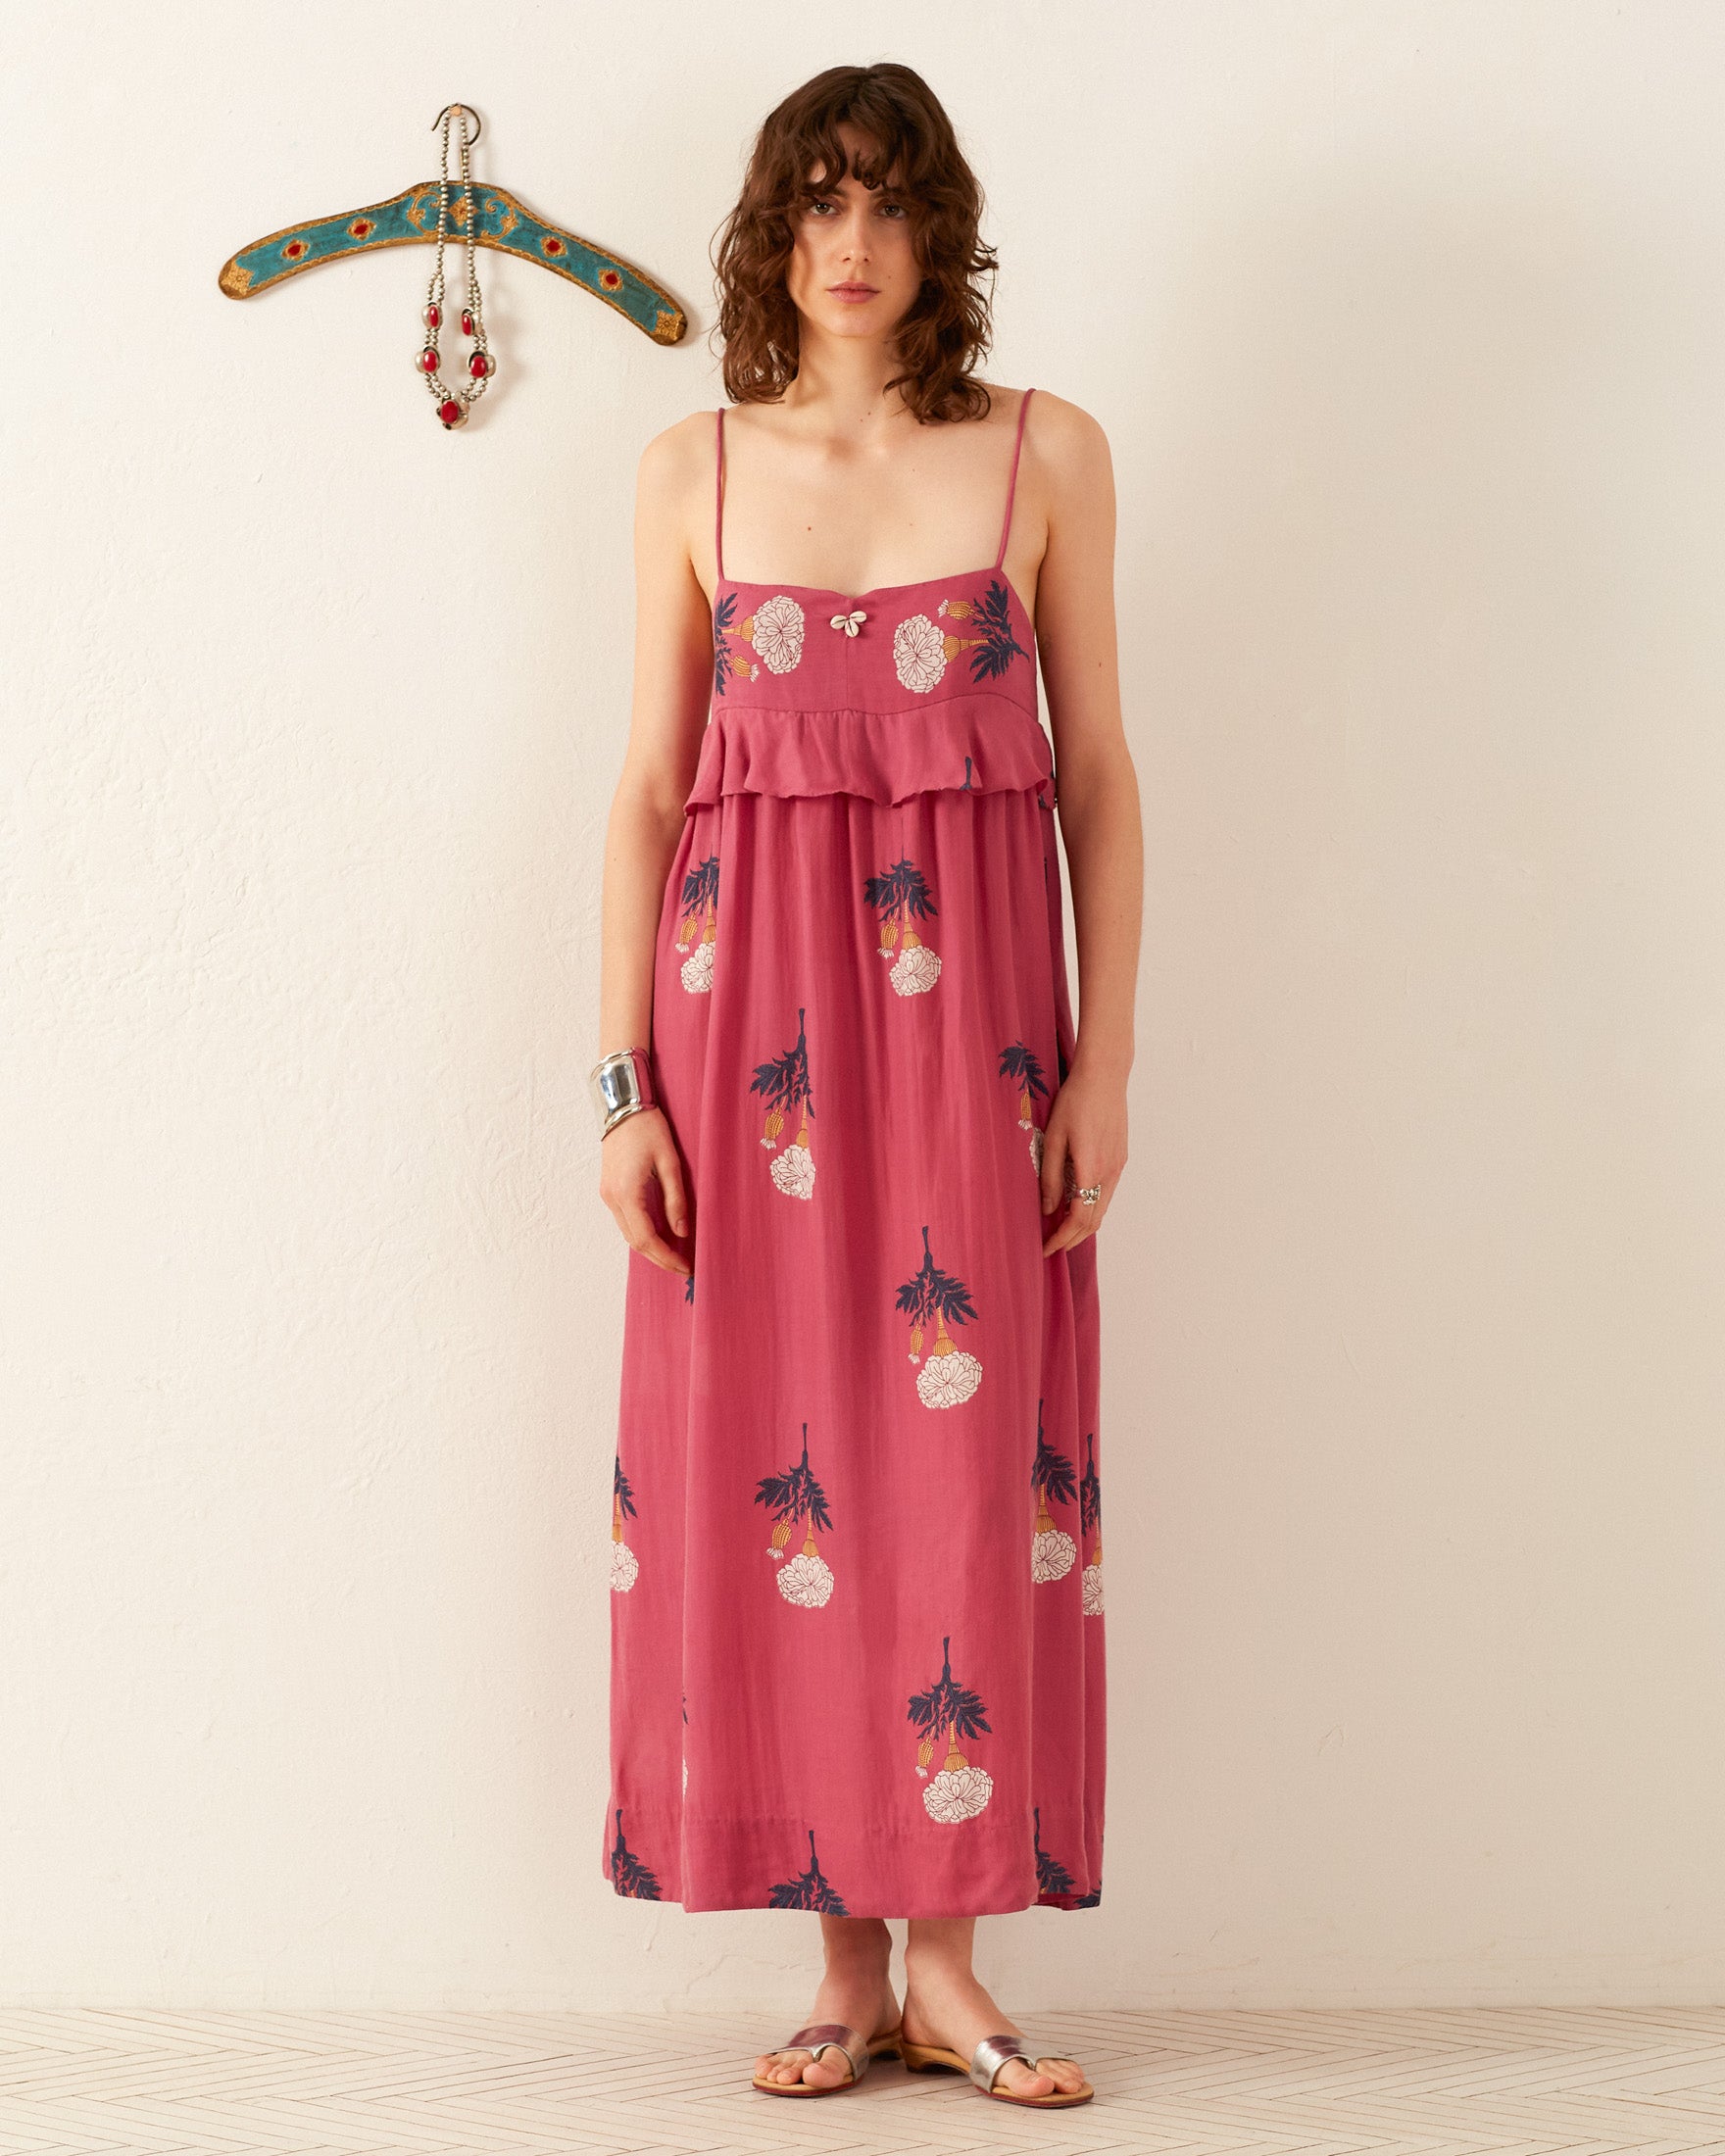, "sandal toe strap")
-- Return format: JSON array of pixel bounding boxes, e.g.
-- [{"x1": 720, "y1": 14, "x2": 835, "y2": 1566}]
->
[
  {"x1": 969, "y1": 2032, "x2": 1036, "y2": 2091},
  {"x1": 780, "y1": 2022, "x2": 868, "y2": 2082}
]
